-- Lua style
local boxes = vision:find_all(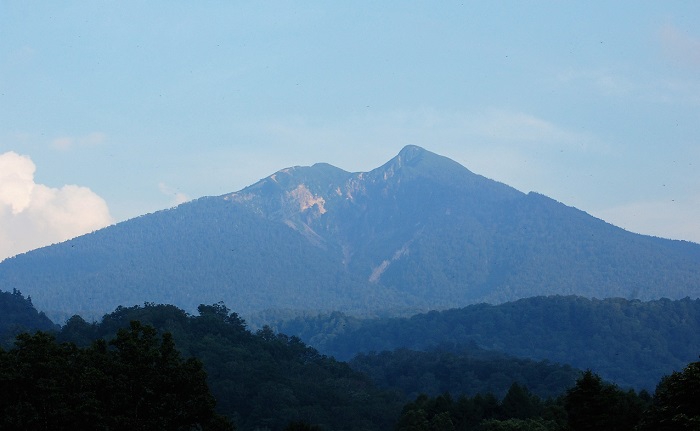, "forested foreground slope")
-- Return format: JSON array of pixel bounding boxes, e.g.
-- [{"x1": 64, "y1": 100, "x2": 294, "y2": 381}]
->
[
  {"x1": 272, "y1": 295, "x2": 700, "y2": 390},
  {"x1": 1, "y1": 298, "x2": 699, "y2": 430},
  {"x1": 0, "y1": 322, "x2": 234, "y2": 430},
  {"x1": 56, "y1": 303, "x2": 405, "y2": 430}
]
